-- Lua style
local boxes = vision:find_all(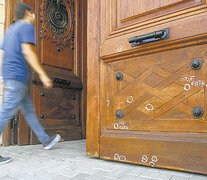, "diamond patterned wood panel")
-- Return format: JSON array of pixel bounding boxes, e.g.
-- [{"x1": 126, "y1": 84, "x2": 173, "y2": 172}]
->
[{"x1": 101, "y1": 45, "x2": 207, "y2": 133}]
